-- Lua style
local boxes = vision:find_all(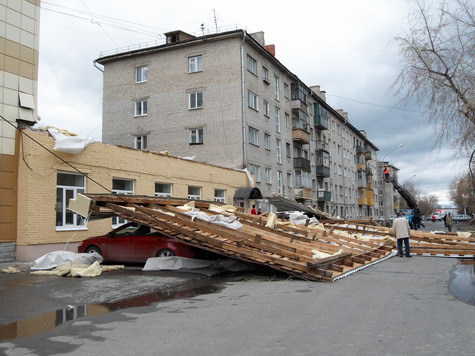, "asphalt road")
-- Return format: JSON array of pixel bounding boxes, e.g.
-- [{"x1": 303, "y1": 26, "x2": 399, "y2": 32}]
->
[{"x1": 1, "y1": 253, "x2": 474, "y2": 355}]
